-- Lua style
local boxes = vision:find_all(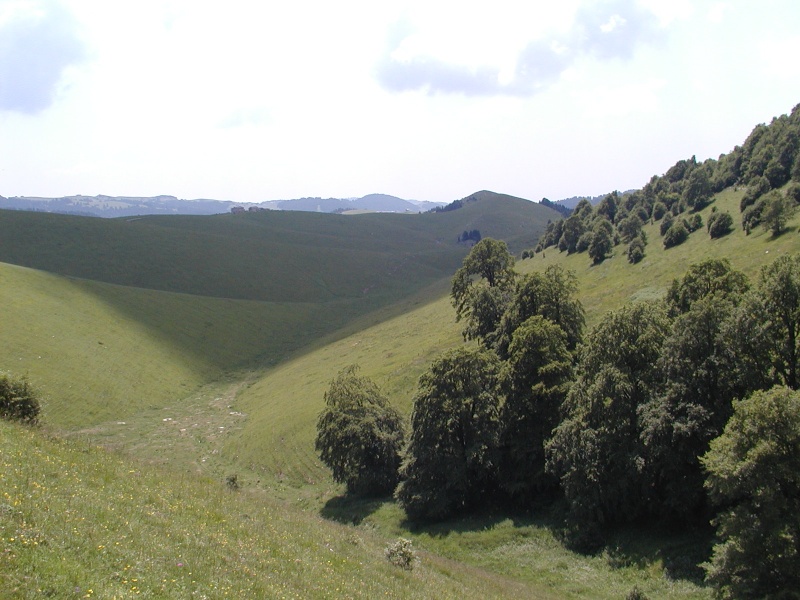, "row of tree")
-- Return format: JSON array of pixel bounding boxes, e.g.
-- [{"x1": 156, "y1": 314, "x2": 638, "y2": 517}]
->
[
  {"x1": 535, "y1": 103, "x2": 800, "y2": 264},
  {"x1": 316, "y1": 238, "x2": 800, "y2": 598}
]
